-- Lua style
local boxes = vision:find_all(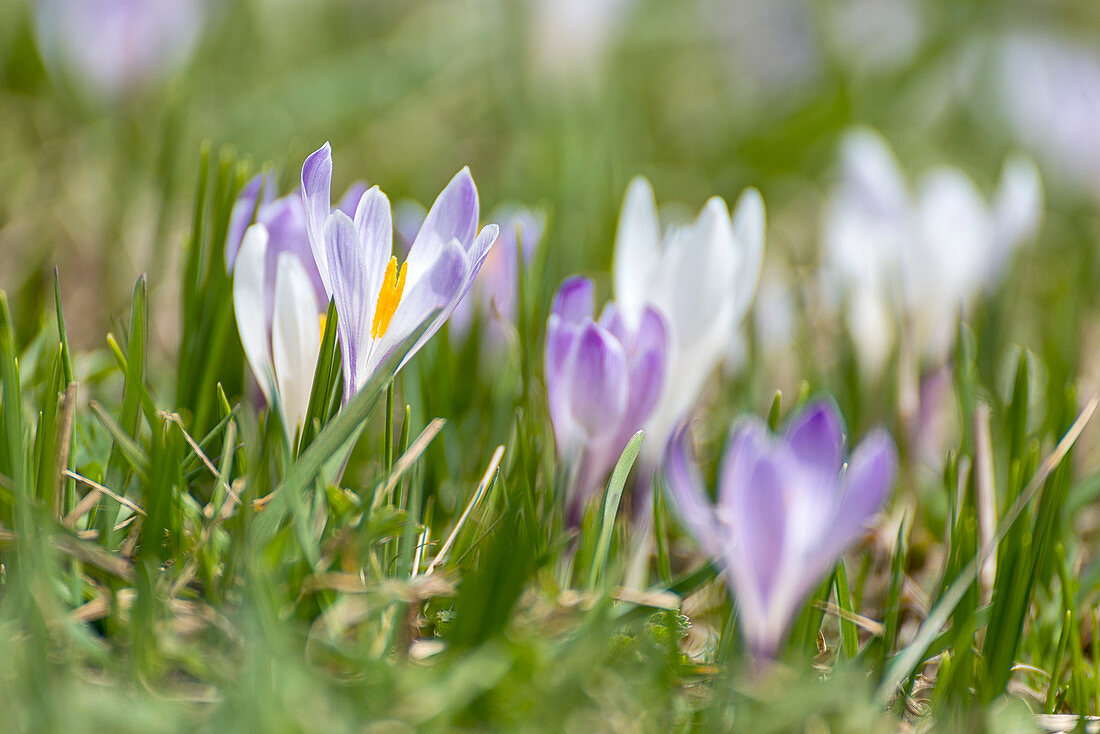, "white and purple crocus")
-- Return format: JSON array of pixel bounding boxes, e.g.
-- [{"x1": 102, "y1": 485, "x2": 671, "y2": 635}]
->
[
  {"x1": 229, "y1": 144, "x2": 497, "y2": 440},
  {"x1": 664, "y1": 399, "x2": 897, "y2": 658},
  {"x1": 300, "y1": 143, "x2": 499, "y2": 403},
  {"x1": 545, "y1": 276, "x2": 669, "y2": 524}
]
